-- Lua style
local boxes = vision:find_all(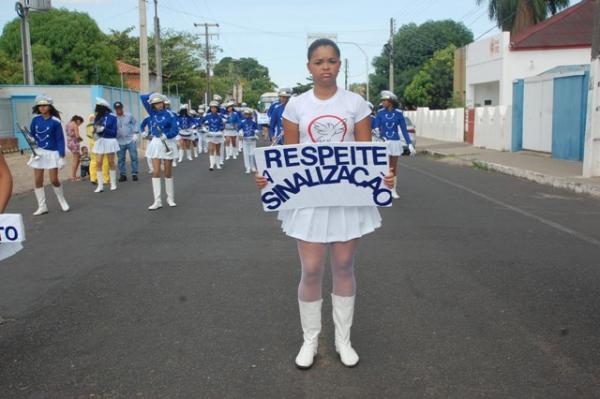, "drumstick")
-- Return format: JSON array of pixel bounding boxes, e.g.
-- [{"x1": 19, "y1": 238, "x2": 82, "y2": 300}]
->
[
  {"x1": 17, "y1": 125, "x2": 40, "y2": 160},
  {"x1": 155, "y1": 126, "x2": 173, "y2": 155}
]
